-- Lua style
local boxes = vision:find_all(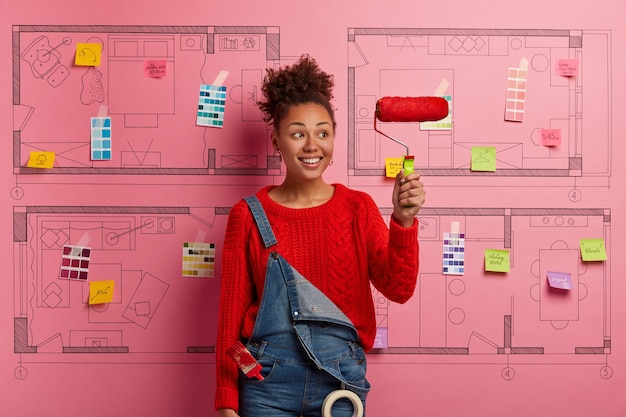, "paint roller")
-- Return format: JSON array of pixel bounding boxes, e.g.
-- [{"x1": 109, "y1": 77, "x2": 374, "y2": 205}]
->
[{"x1": 374, "y1": 96, "x2": 449, "y2": 176}]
